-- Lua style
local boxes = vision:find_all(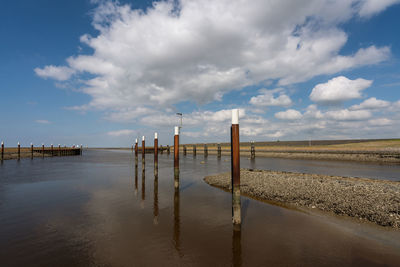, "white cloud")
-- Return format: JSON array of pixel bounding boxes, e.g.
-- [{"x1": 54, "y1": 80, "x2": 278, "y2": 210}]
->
[
  {"x1": 35, "y1": 0, "x2": 392, "y2": 119},
  {"x1": 35, "y1": 120, "x2": 51, "y2": 124},
  {"x1": 304, "y1": 104, "x2": 324, "y2": 119},
  {"x1": 275, "y1": 109, "x2": 303, "y2": 120},
  {"x1": 368, "y1": 118, "x2": 393, "y2": 126},
  {"x1": 249, "y1": 88, "x2": 292, "y2": 107},
  {"x1": 325, "y1": 109, "x2": 372, "y2": 121},
  {"x1": 107, "y1": 129, "x2": 136, "y2": 137},
  {"x1": 310, "y1": 76, "x2": 373, "y2": 104},
  {"x1": 349, "y1": 97, "x2": 390, "y2": 110},
  {"x1": 358, "y1": 0, "x2": 400, "y2": 17},
  {"x1": 34, "y1": 65, "x2": 76, "y2": 81}
]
